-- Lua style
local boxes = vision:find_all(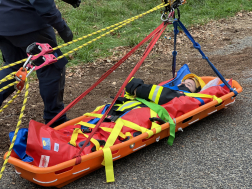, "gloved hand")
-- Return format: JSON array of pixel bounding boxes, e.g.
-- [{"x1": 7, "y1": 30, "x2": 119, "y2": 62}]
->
[
  {"x1": 61, "y1": 0, "x2": 81, "y2": 8},
  {"x1": 125, "y1": 78, "x2": 144, "y2": 95},
  {"x1": 58, "y1": 25, "x2": 73, "y2": 43}
]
